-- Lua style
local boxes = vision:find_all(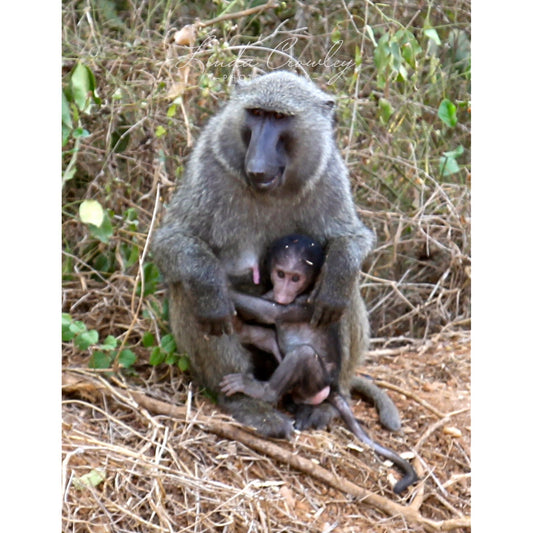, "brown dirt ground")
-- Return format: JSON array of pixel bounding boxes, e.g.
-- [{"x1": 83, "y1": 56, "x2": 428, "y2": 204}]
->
[{"x1": 62, "y1": 332, "x2": 470, "y2": 532}]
